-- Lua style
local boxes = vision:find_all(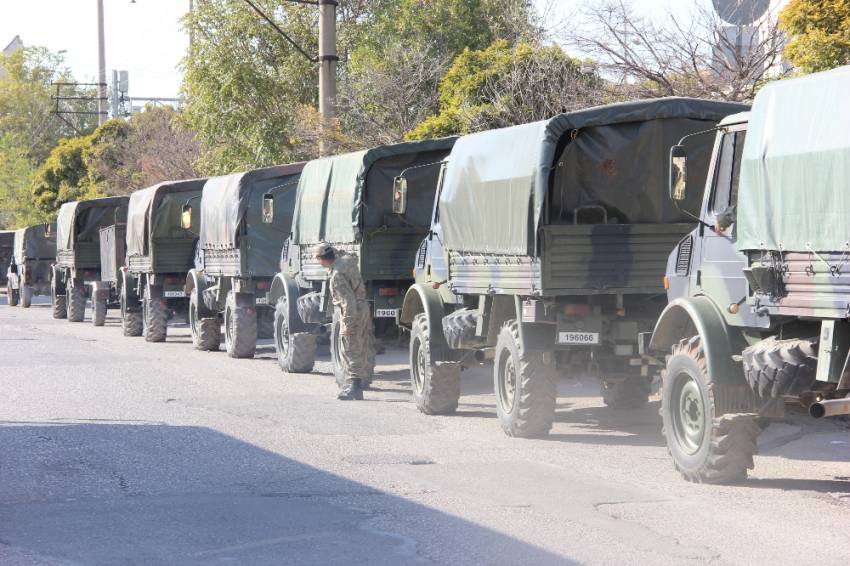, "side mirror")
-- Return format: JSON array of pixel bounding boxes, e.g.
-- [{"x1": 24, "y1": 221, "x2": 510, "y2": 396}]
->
[
  {"x1": 262, "y1": 193, "x2": 274, "y2": 224},
  {"x1": 392, "y1": 176, "x2": 408, "y2": 215},
  {"x1": 181, "y1": 205, "x2": 193, "y2": 230},
  {"x1": 669, "y1": 145, "x2": 688, "y2": 201}
]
